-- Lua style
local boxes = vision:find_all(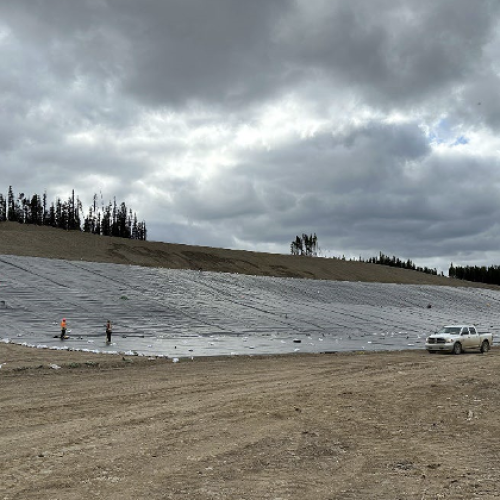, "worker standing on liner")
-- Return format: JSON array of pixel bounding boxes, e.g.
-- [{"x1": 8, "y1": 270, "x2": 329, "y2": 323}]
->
[
  {"x1": 106, "y1": 319, "x2": 112, "y2": 343},
  {"x1": 60, "y1": 318, "x2": 67, "y2": 339}
]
